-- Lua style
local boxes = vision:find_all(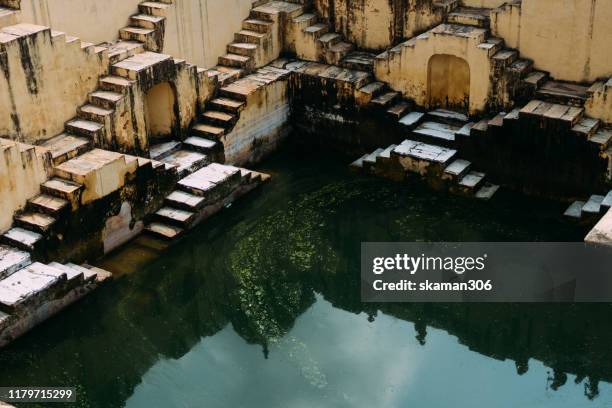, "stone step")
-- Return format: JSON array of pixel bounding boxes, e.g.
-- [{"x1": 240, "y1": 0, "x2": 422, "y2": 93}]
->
[
  {"x1": 426, "y1": 109, "x2": 469, "y2": 125},
  {"x1": 165, "y1": 190, "x2": 206, "y2": 211},
  {"x1": 303, "y1": 23, "x2": 329, "y2": 39},
  {"x1": 250, "y1": 0, "x2": 304, "y2": 20},
  {"x1": 536, "y1": 80, "x2": 589, "y2": 105},
  {"x1": 191, "y1": 123, "x2": 226, "y2": 140},
  {"x1": 564, "y1": 201, "x2": 585, "y2": 219},
  {"x1": 0, "y1": 262, "x2": 66, "y2": 314},
  {"x1": 177, "y1": 164, "x2": 241, "y2": 199},
  {"x1": 40, "y1": 133, "x2": 91, "y2": 166},
  {"x1": 41, "y1": 178, "x2": 83, "y2": 209},
  {"x1": 475, "y1": 183, "x2": 500, "y2": 200},
  {"x1": 572, "y1": 117, "x2": 601, "y2": 138},
  {"x1": 523, "y1": 71, "x2": 548, "y2": 89},
  {"x1": 589, "y1": 128, "x2": 612, "y2": 150},
  {"x1": 130, "y1": 14, "x2": 165, "y2": 30},
  {"x1": 519, "y1": 100, "x2": 584, "y2": 126},
  {"x1": 202, "y1": 110, "x2": 236, "y2": 127},
  {"x1": 349, "y1": 154, "x2": 369, "y2": 170},
  {"x1": 139, "y1": 1, "x2": 172, "y2": 17},
  {"x1": 155, "y1": 207, "x2": 196, "y2": 227},
  {"x1": 507, "y1": 58, "x2": 533, "y2": 78},
  {"x1": 0, "y1": 245, "x2": 31, "y2": 281},
  {"x1": 376, "y1": 144, "x2": 398, "y2": 163},
  {"x1": 447, "y1": 7, "x2": 490, "y2": 28},
  {"x1": 340, "y1": 51, "x2": 376, "y2": 72},
  {"x1": 457, "y1": 171, "x2": 486, "y2": 193},
  {"x1": 182, "y1": 136, "x2": 217, "y2": 154},
  {"x1": 583, "y1": 195, "x2": 606, "y2": 216},
  {"x1": 399, "y1": 112, "x2": 425, "y2": 128},
  {"x1": 65, "y1": 119, "x2": 105, "y2": 144},
  {"x1": 27, "y1": 194, "x2": 69, "y2": 217},
  {"x1": 14, "y1": 212, "x2": 56, "y2": 234},
  {"x1": 219, "y1": 53, "x2": 252, "y2": 69},
  {"x1": 65, "y1": 263, "x2": 97, "y2": 283},
  {"x1": 160, "y1": 150, "x2": 209, "y2": 178},
  {"x1": 242, "y1": 18, "x2": 274, "y2": 33},
  {"x1": 112, "y1": 52, "x2": 174, "y2": 81},
  {"x1": 99, "y1": 75, "x2": 134, "y2": 94},
  {"x1": 149, "y1": 140, "x2": 182, "y2": 160},
  {"x1": 476, "y1": 37, "x2": 504, "y2": 57},
  {"x1": 443, "y1": 159, "x2": 471, "y2": 181},
  {"x1": 106, "y1": 40, "x2": 145, "y2": 64},
  {"x1": 370, "y1": 91, "x2": 400, "y2": 108},
  {"x1": 413, "y1": 121, "x2": 461, "y2": 144},
  {"x1": 387, "y1": 101, "x2": 411, "y2": 120},
  {"x1": 234, "y1": 29, "x2": 267, "y2": 45},
  {"x1": 210, "y1": 66, "x2": 244, "y2": 86},
  {"x1": 119, "y1": 26, "x2": 155, "y2": 45},
  {"x1": 492, "y1": 49, "x2": 518, "y2": 66},
  {"x1": 318, "y1": 33, "x2": 342, "y2": 48},
  {"x1": 393, "y1": 139, "x2": 457, "y2": 170},
  {"x1": 355, "y1": 81, "x2": 386, "y2": 106},
  {"x1": 145, "y1": 222, "x2": 184, "y2": 240},
  {"x1": 1, "y1": 228, "x2": 43, "y2": 253},
  {"x1": 208, "y1": 97, "x2": 245, "y2": 113},
  {"x1": 89, "y1": 90, "x2": 123, "y2": 109},
  {"x1": 78, "y1": 104, "x2": 114, "y2": 124},
  {"x1": 362, "y1": 148, "x2": 384, "y2": 171},
  {"x1": 48, "y1": 262, "x2": 85, "y2": 284},
  {"x1": 228, "y1": 42, "x2": 259, "y2": 57}
]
